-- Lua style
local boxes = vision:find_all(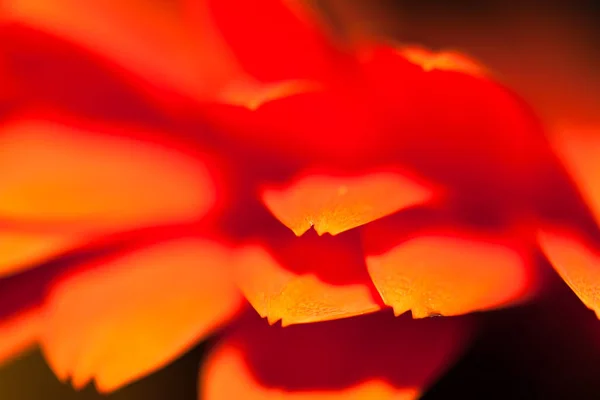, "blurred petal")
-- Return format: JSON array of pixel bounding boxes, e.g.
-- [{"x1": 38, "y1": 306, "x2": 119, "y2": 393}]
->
[
  {"x1": 0, "y1": 308, "x2": 40, "y2": 364},
  {"x1": 198, "y1": 0, "x2": 350, "y2": 82},
  {"x1": 0, "y1": 25, "x2": 183, "y2": 125},
  {"x1": 41, "y1": 238, "x2": 243, "y2": 392},
  {"x1": 2, "y1": 0, "x2": 237, "y2": 100},
  {"x1": 235, "y1": 230, "x2": 383, "y2": 326},
  {"x1": 200, "y1": 86, "x2": 373, "y2": 165},
  {"x1": 363, "y1": 209, "x2": 535, "y2": 317},
  {"x1": 362, "y1": 47, "x2": 549, "y2": 210},
  {"x1": 399, "y1": 46, "x2": 487, "y2": 75},
  {"x1": 261, "y1": 170, "x2": 433, "y2": 235},
  {"x1": 548, "y1": 128, "x2": 600, "y2": 224},
  {"x1": 0, "y1": 118, "x2": 216, "y2": 232},
  {"x1": 0, "y1": 231, "x2": 76, "y2": 277},
  {"x1": 201, "y1": 311, "x2": 471, "y2": 400},
  {"x1": 538, "y1": 229, "x2": 600, "y2": 318}
]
